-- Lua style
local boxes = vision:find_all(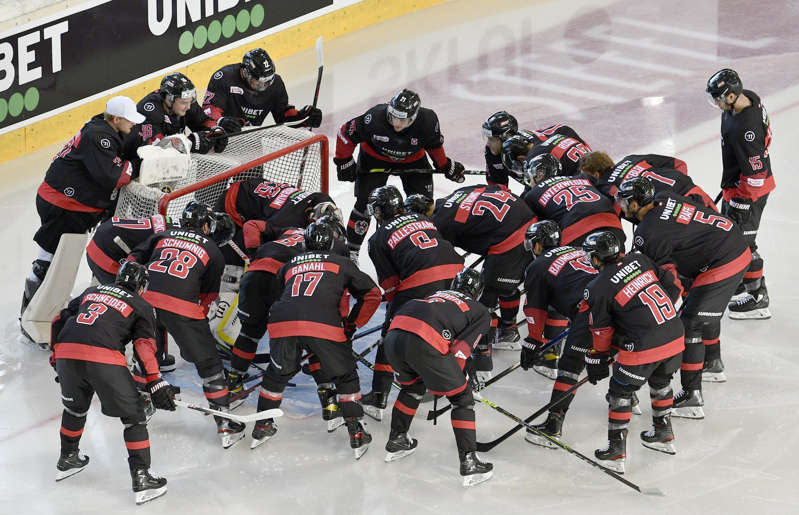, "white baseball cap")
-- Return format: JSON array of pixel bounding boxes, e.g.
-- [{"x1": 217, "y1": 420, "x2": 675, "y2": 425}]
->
[{"x1": 106, "y1": 96, "x2": 146, "y2": 124}]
